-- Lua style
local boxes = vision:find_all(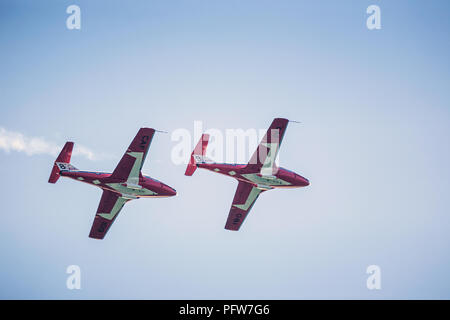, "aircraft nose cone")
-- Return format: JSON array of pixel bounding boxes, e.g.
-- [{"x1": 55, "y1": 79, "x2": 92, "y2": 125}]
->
[
  {"x1": 162, "y1": 184, "x2": 177, "y2": 196},
  {"x1": 298, "y1": 175, "x2": 310, "y2": 187}
]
